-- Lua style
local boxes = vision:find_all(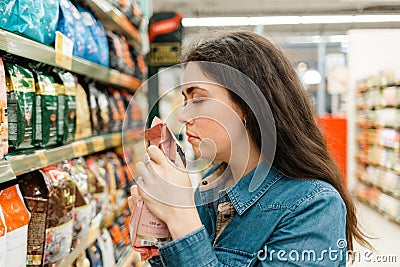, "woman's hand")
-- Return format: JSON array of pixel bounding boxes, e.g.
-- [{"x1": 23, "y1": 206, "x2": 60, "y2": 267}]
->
[{"x1": 134, "y1": 145, "x2": 203, "y2": 239}]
